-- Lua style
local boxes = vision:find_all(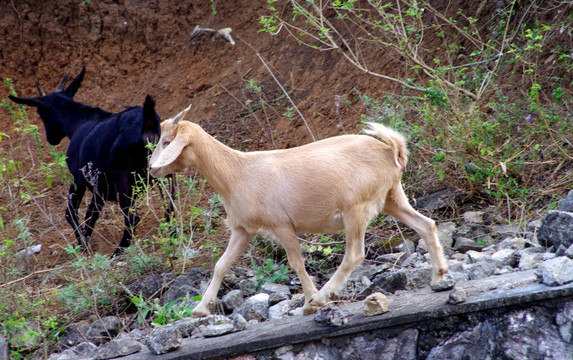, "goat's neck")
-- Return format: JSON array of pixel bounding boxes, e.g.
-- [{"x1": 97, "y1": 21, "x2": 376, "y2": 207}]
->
[
  {"x1": 191, "y1": 131, "x2": 244, "y2": 198},
  {"x1": 56, "y1": 99, "x2": 111, "y2": 139}
]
